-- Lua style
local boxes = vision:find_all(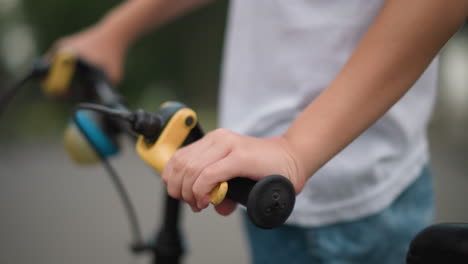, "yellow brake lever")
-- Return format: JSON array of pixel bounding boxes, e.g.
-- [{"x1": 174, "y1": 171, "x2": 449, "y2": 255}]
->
[
  {"x1": 136, "y1": 104, "x2": 228, "y2": 205},
  {"x1": 42, "y1": 50, "x2": 77, "y2": 98}
]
